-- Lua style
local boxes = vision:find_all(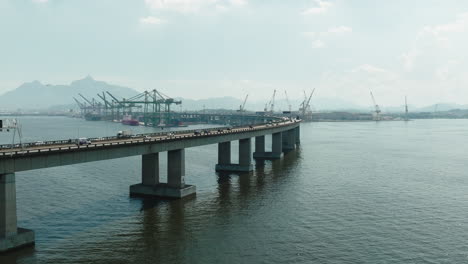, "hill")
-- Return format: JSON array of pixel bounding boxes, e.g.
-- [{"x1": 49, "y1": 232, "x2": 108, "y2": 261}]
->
[{"x1": 0, "y1": 76, "x2": 139, "y2": 110}]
